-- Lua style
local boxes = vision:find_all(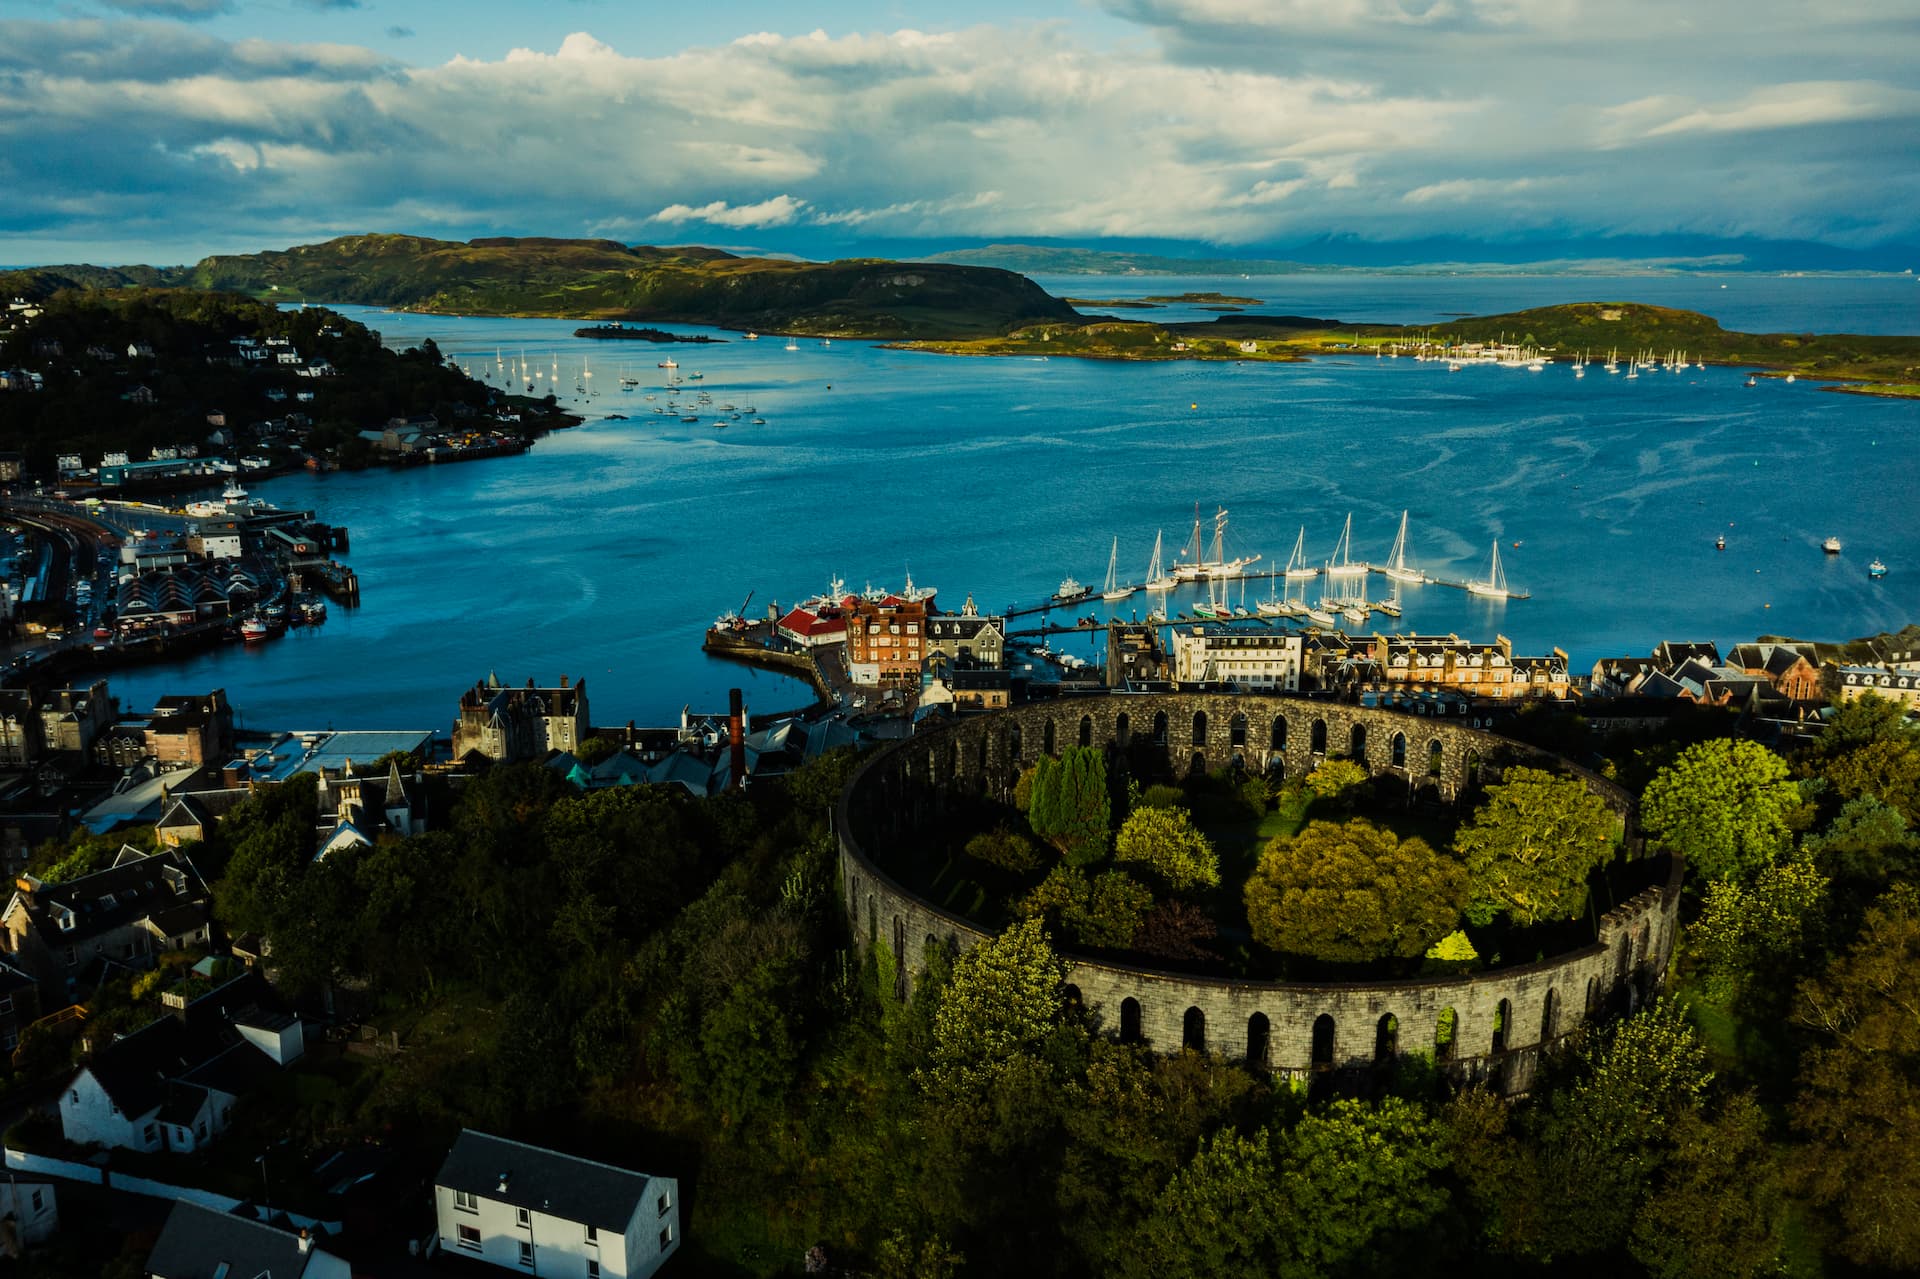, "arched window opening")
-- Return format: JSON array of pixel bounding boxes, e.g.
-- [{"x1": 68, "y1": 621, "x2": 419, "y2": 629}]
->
[
  {"x1": 1191, "y1": 711, "x2": 1208, "y2": 747},
  {"x1": 1271, "y1": 716, "x2": 1288, "y2": 751},
  {"x1": 1246, "y1": 1013, "x2": 1271, "y2": 1070},
  {"x1": 1229, "y1": 713, "x2": 1248, "y2": 747},
  {"x1": 1349, "y1": 723, "x2": 1367, "y2": 762},
  {"x1": 1584, "y1": 977, "x2": 1596, "y2": 1013},
  {"x1": 1265, "y1": 757, "x2": 1287, "y2": 782},
  {"x1": 1115, "y1": 712, "x2": 1131, "y2": 748},
  {"x1": 1435, "y1": 1007, "x2": 1458, "y2": 1062},
  {"x1": 1062, "y1": 983, "x2": 1083, "y2": 1010},
  {"x1": 1189, "y1": 751, "x2": 1207, "y2": 778},
  {"x1": 1310, "y1": 718, "x2": 1328, "y2": 754},
  {"x1": 1311, "y1": 1014, "x2": 1336, "y2": 1068},
  {"x1": 1542, "y1": 989, "x2": 1560, "y2": 1043},
  {"x1": 1079, "y1": 715, "x2": 1094, "y2": 749},
  {"x1": 1152, "y1": 711, "x2": 1169, "y2": 746},
  {"x1": 1120, "y1": 997, "x2": 1143, "y2": 1043},
  {"x1": 1375, "y1": 1013, "x2": 1399, "y2": 1062},
  {"x1": 1492, "y1": 998, "x2": 1512, "y2": 1054},
  {"x1": 1391, "y1": 733, "x2": 1407, "y2": 768},
  {"x1": 1428, "y1": 738, "x2": 1444, "y2": 779},
  {"x1": 1183, "y1": 1006, "x2": 1206, "y2": 1053},
  {"x1": 1044, "y1": 718, "x2": 1056, "y2": 756}
]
